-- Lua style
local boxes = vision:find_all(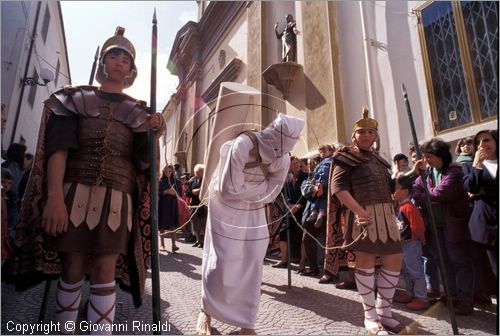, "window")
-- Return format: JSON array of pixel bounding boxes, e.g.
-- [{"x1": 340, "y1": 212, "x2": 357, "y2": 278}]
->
[
  {"x1": 41, "y1": 4, "x2": 50, "y2": 43},
  {"x1": 416, "y1": 1, "x2": 498, "y2": 134},
  {"x1": 28, "y1": 69, "x2": 38, "y2": 106}
]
